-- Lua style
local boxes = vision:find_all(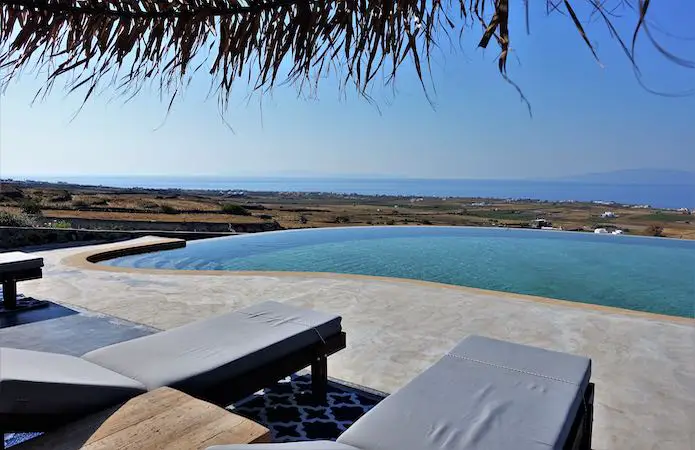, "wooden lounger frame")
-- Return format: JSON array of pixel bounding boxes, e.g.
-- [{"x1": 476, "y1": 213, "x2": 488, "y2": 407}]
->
[
  {"x1": 1, "y1": 267, "x2": 43, "y2": 311},
  {"x1": 197, "y1": 331, "x2": 347, "y2": 407},
  {"x1": 564, "y1": 382, "x2": 595, "y2": 450}
]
